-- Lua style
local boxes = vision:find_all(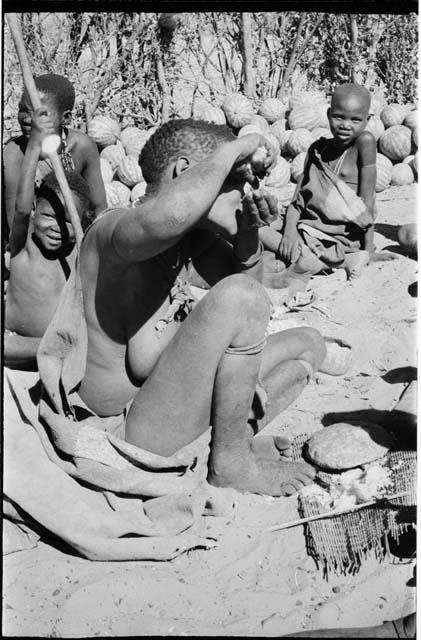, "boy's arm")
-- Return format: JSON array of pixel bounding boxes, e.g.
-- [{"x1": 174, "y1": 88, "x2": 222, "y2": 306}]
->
[
  {"x1": 9, "y1": 109, "x2": 56, "y2": 257},
  {"x1": 3, "y1": 142, "x2": 22, "y2": 233},
  {"x1": 107, "y1": 134, "x2": 275, "y2": 263},
  {"x1": 79, "y1": 135, "x2": 107, "y2": 216}
]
